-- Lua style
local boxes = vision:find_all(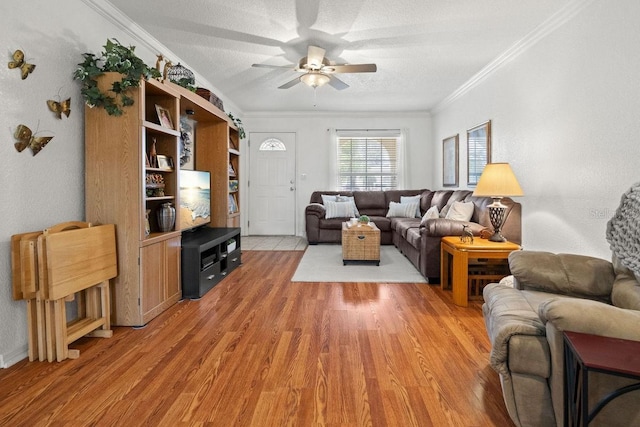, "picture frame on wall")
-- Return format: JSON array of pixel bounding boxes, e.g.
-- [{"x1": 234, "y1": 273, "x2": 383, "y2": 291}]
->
[
  {"x1": 442, "y1": 134, "x2": 459, "y2": 187},
  {"x1": 467, "y1": 120, "x2": 491, "y2": 186},
  {"x1": 180, "y1": 116, "x2": 196, "y2": 170}
]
